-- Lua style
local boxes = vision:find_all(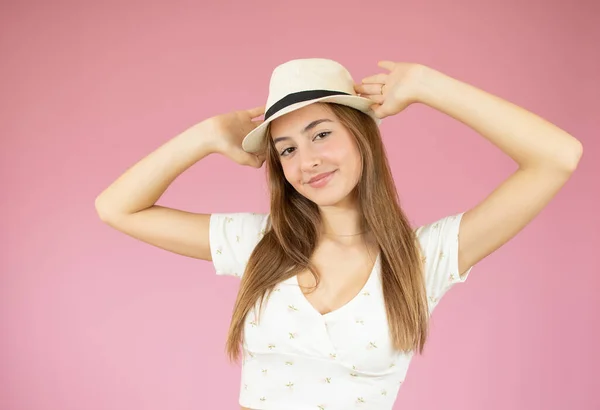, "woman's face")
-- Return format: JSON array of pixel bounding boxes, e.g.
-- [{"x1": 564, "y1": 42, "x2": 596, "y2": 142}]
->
[{"x1": 270, "y1": 103, "x2": 362, "y2": 207}]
